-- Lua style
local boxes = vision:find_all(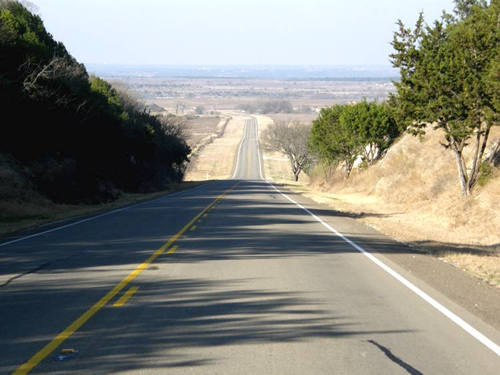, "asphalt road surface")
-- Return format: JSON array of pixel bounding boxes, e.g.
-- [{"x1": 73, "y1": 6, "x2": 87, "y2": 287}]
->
[
  {"x1": 0, "y1": 118, "x2": 499, "y2": 374},
  {"x1": 232, "y1": 117, "x2": 264, "y2": 180}
]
